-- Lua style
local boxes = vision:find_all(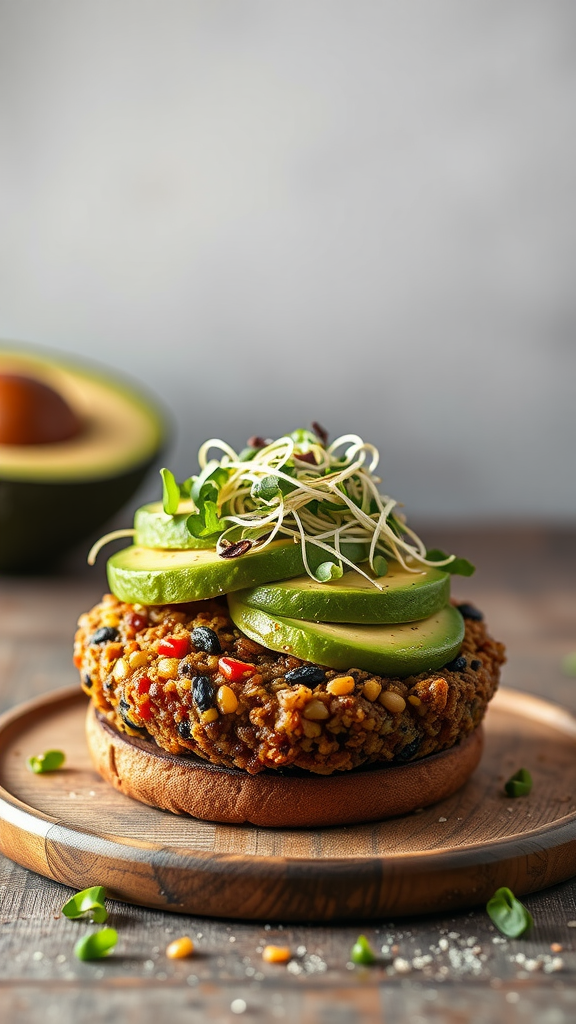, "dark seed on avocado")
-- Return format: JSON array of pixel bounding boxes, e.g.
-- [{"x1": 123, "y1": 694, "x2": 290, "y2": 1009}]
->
[
  {"x1": 192, "y1": 676, "x2": 217, "y2": 712},
  {"x1": 177, "y1": 719, "x2": 191, "y2": 740},
  {"x1": 285, "y1": 665, "x2": 326, "y2": 685},
  {"x1": 471, "y1": 659, "x2": 481, "y2": 671},
  {"x1": 191, "y1": 626, "x2": 222, "y2": 655},
  {"x1": 457, "y1": 603, "x2": 484, "y2": 621},
  {"x1": 445, "y1": 655, "x2": 467, "y2": 672},
  {"x1": 82, "y1": 673, "x2": 93, "y2": 689},
  {"x1": 90, "y1": 626, "x2": 119, "y2": 645}
]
